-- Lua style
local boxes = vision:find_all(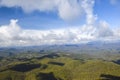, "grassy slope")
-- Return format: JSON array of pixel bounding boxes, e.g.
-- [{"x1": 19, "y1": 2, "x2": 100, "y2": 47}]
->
[{"x1": 0, "y1": 56, "x2": 120, "y2": 80}]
